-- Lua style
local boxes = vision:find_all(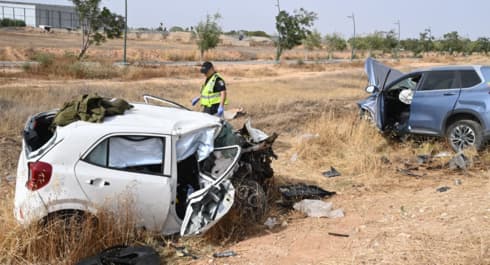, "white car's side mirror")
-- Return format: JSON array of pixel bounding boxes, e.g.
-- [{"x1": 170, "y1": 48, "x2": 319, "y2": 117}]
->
[{"x1": 365, "y1": 85, "x2": 377, "y2": 94}]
